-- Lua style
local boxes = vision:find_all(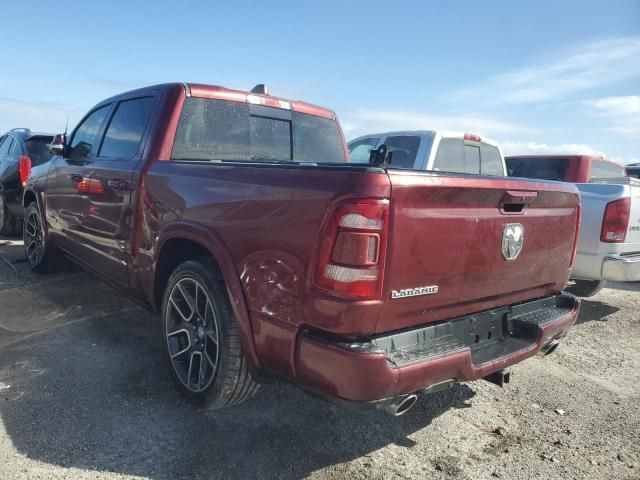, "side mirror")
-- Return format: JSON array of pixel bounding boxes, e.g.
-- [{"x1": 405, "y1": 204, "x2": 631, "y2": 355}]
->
[
  {"x1": 369, "y1": 144, "x2": 393, "y2": 166},
  {"x1": 48, "y1": 134, "x2": 68, "y2": 157}
]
